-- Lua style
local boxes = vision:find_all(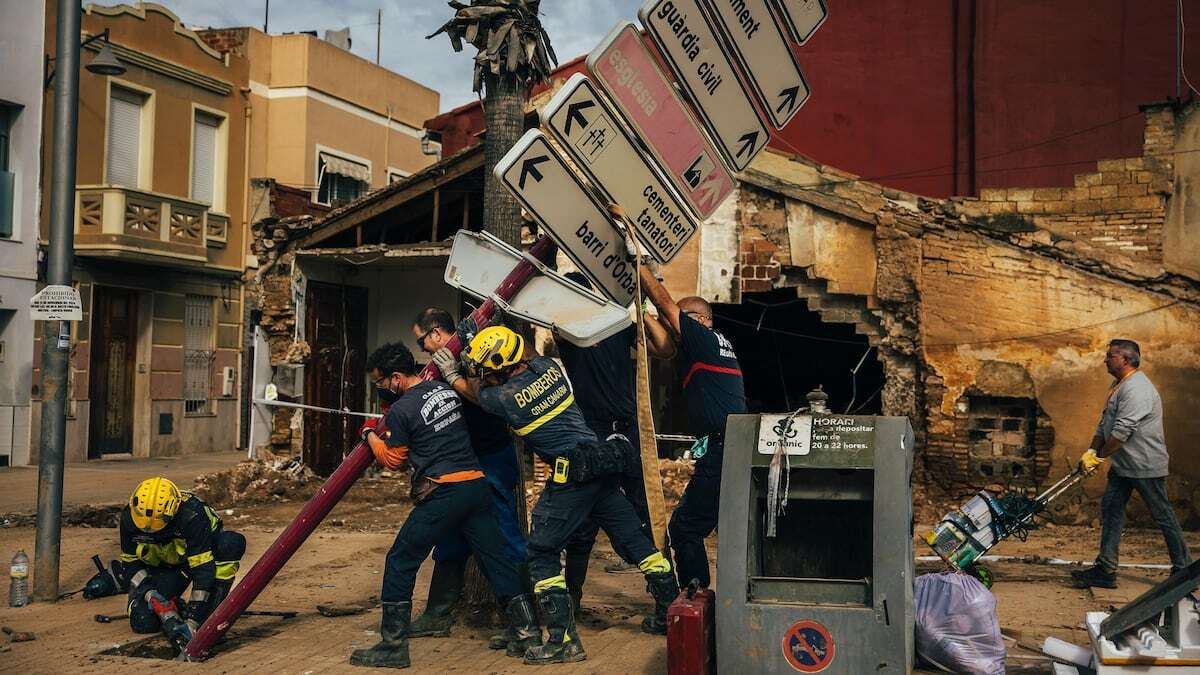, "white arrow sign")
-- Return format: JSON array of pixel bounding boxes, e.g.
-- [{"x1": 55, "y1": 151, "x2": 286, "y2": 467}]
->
[
  {"x1": 769, "y1": 0, "x2": 828, "y2": 45},
  {"x1": 495, "y1": 129, "x2": 636, "y2": 306},
  {"x1": 639, "y1": 0, "x2": 771, "y2": 171},
  {"x1": 700, "y1": 0, "x2": 811, "y2": 129},
  {"x1": 541, "y1": 73, "x2": 701, "y2": 264}
]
